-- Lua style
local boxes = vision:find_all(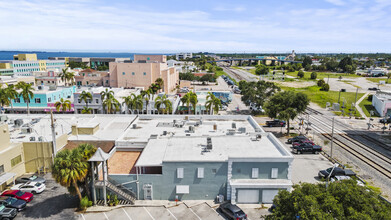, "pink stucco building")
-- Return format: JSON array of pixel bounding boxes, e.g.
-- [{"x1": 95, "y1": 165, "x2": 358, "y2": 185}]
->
[{"x1": 109, "y1": 55, "x2": 179, "y2": 93}]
